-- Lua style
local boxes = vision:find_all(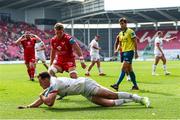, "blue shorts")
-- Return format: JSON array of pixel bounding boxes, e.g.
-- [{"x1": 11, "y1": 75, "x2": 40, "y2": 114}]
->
[{"x1": 121, "y1": 50, "x2": 134, "y2": 64}]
